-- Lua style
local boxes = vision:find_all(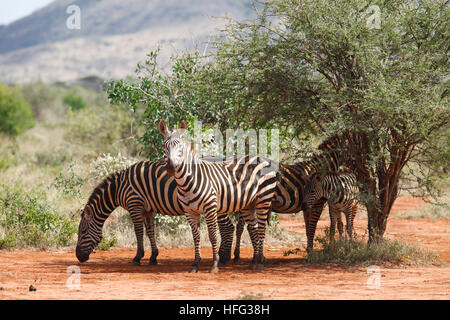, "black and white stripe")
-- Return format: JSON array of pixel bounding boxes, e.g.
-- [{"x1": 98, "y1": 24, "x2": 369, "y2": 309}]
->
[
  {"x1": 158, "y1": 120, "x2": 278, "y2": 272},
  {"x1": 302, "y1": 171, "x2": 358, "y2": 250},
  {"x1": 233, "y1": 142, "x2": 349, "y2": 260},
  {"x1": 75, "y1": 160, "x2": 235, "y2": 265}
]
